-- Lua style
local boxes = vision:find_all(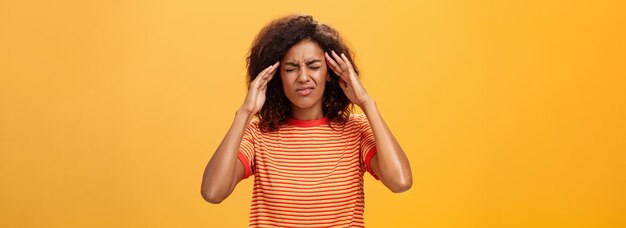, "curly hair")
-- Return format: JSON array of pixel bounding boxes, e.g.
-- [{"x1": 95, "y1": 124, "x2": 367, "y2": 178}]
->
[{"x1": 246, "y1": 14, "x2": 359, "y2": 132}]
